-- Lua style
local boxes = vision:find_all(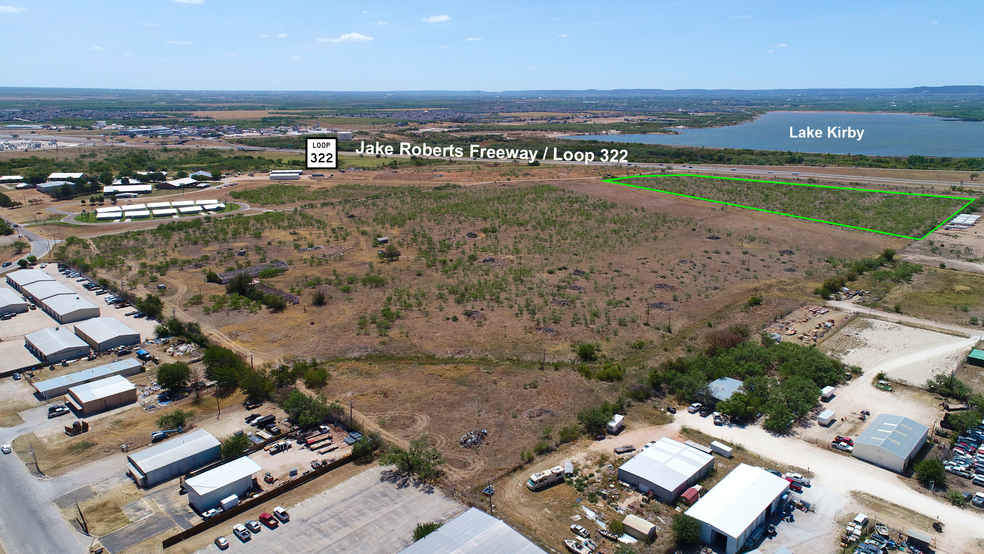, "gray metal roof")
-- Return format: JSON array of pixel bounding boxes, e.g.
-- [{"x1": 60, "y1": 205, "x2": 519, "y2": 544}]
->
[
  {"x1": 128, "y1": 429, "x2": 220, "y2": 474},
  {"x1": 6, "y1": 269, "x2": 54, "y2": 288},
  {"x1": 74, "y1": 317, "x2": 139, "y2": 345},
  {"x1": 399, "y1": 508, "x2": 546, "y2": 554},
  {"x1": 68, "y1": 374, "x2": 134, "y2": 403},
  {"x1": 185, "y1": 457, "x2": 262, "y2": 494},
  {"x1": 619, "y1": 437, "x2": 714, "y2": 493},
  {"x1": 708, "y1": 377, "x2": 743, "y2": 402},
  {"x1": 23, "y1": 281, "x2": 74, "y2": 300},
  {"x1": 34, "y1": 359, "x2": 142, "y2": 396},
  {"x1": 855, "y1": 414, "x2": 928, "y2": 458},
  {"x1": 43, "y1": 295, "x2": 99, "y2": 317},
  {"x1": 25, "y1": 327, "x2": 89, "y2": 356},
  {"x1": 0, "y1": 288, "x2": 27, "y2": 309}
]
